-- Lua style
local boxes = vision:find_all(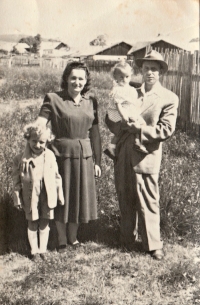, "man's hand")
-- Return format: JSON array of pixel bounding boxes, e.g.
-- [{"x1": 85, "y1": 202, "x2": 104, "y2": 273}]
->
[
  {"x1": 94, "y1": 164, "x2": 101, "y2": 178},
  {"x1": 127, "y1": 121, "x2": 141, "y2": 133}
]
